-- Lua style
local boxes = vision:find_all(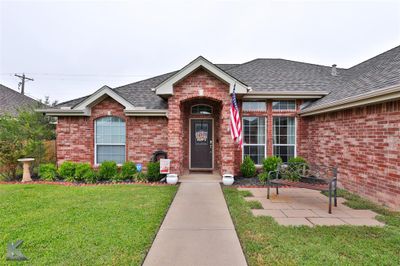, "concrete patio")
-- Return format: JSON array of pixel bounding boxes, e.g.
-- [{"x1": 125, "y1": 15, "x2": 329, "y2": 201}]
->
[{"x1": 238, "y1": 187, "x2": 384, "y2": 227}]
